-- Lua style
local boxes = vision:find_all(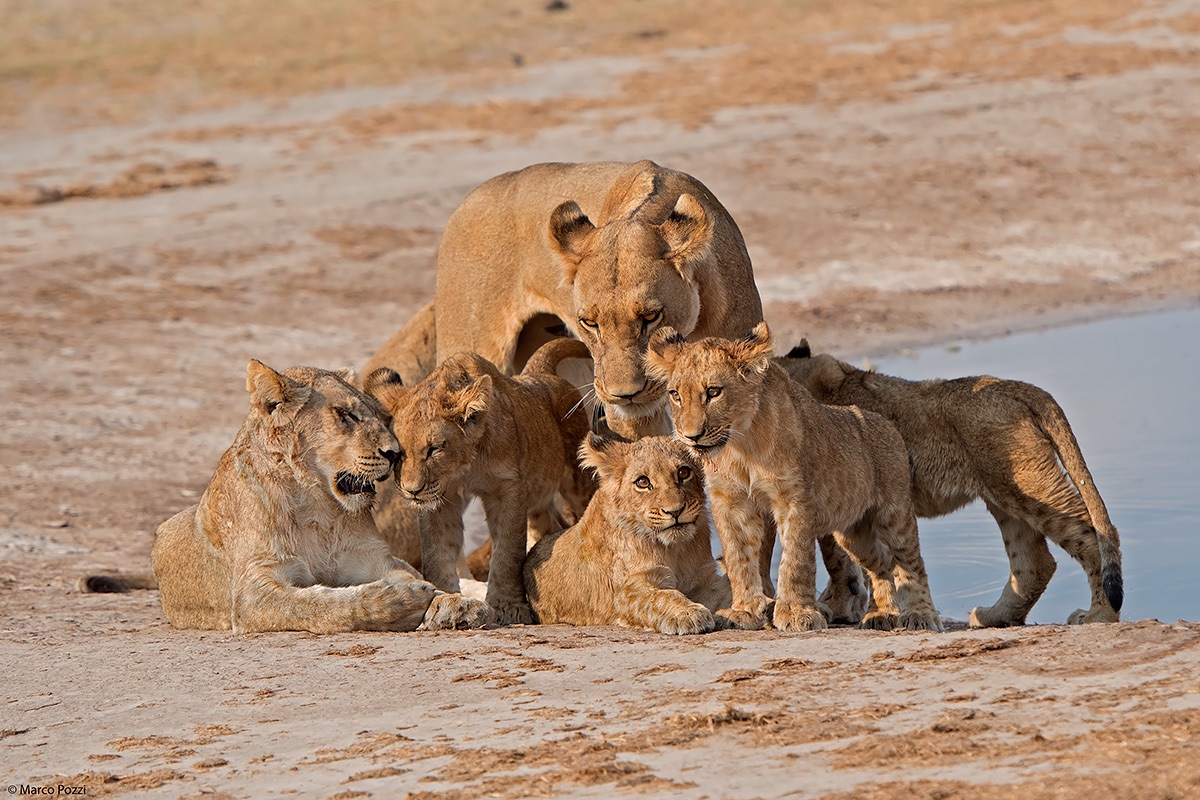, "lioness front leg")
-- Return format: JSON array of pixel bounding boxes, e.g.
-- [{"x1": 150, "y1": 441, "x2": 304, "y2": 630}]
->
[
  {"x1": 709, "y1": 481, "x2": 772, "y2": 629},
  {"x1": 617, "y1": 568, "x2": 717, "y2": 635},
  {"x1": 481, "y1": 489, "x2": 535, "y2": 625},
  {"x1": 771, "y1": 502, "x2": 828, "y2": 633},
  {"x1": 231, "y1": 567, "x2": 437, "y2": 634}
]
